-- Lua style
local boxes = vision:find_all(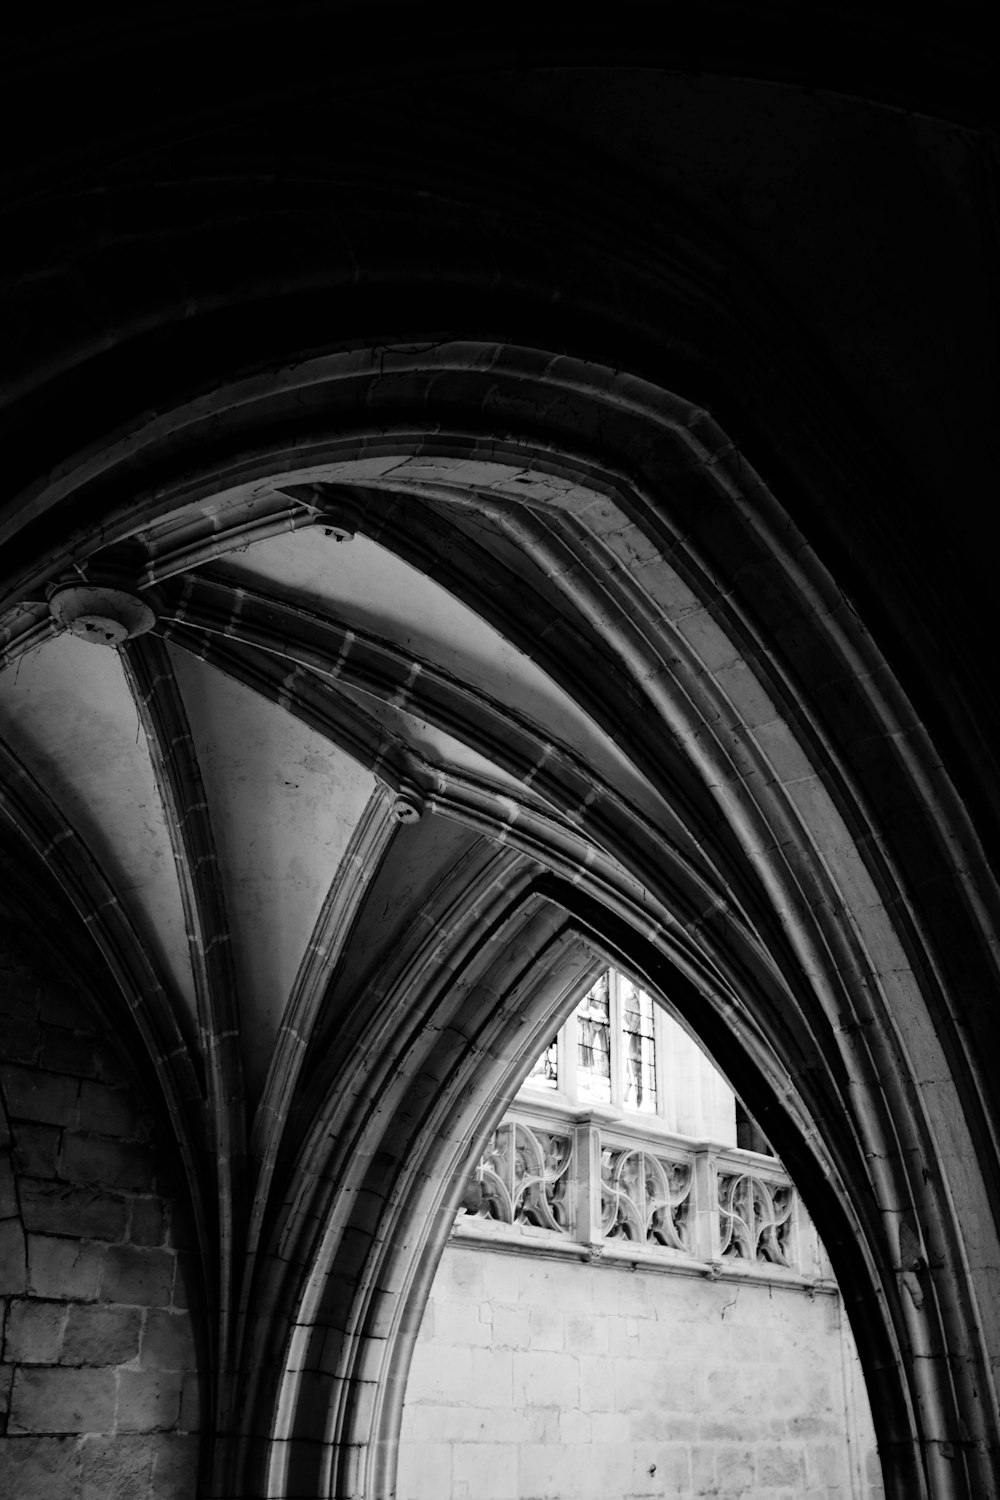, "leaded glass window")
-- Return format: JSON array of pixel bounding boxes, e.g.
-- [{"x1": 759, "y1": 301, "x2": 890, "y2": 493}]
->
[
  {"x1": 527, "y1": 1035, "x2": 558, "y2": 1089},
  {"x1": 518, "y1": 967, "x2": 736, "y2": 1146},
  {"x1": 576, "y1": 971, "x2": 612, "y2": 1103},
  {"x1": 621, "y1": 977, "x2": 656, "y2": 1112}
]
